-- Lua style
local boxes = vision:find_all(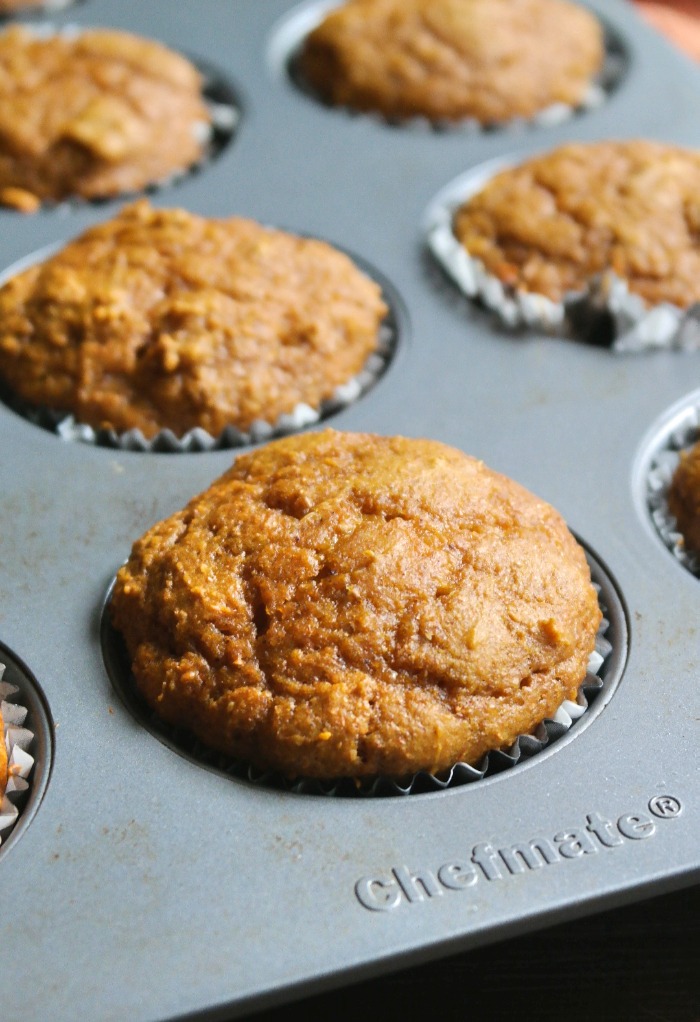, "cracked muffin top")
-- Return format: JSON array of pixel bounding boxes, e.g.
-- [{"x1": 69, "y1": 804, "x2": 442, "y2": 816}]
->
[
  {"x1": 0, "y1": 201, "x2": 386, "y2": 437},
  {"x1": 453, "y1": 140, "x2": 700, "y2": 308},
  {"x1": 298, "y1": 0, "x2": 604, "y2": 124},
  {"x1": 669, "y1": 439, "x2": 700, "y2": 555},
  {"x1": 0, "y1": 26, "x2": 212, "y2": 210},
  {"x1": 110, "y1": 429, "x2": 602, "y2": 781}
]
